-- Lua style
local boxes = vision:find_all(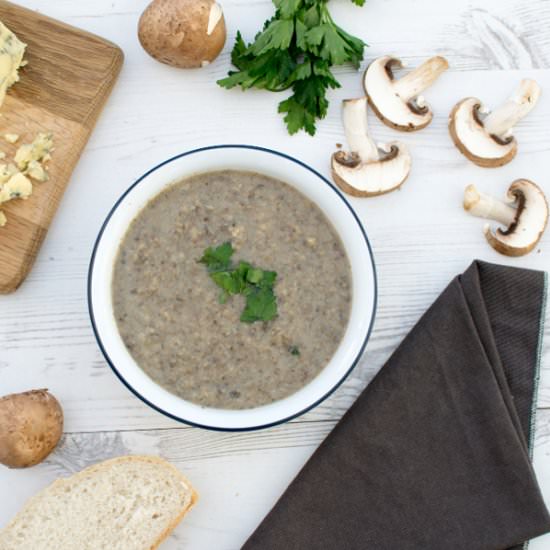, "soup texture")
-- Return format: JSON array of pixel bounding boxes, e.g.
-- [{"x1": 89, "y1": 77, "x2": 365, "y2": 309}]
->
[{"x1": 112, "y1": 170, "x2": 352, "y2": 409}]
